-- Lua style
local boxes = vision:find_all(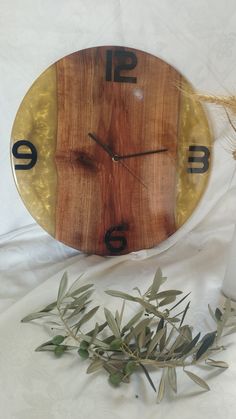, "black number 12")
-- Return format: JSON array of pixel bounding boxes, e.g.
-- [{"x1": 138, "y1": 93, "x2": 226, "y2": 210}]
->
[{"x1": 105, "y1": 50, "x2": 137, "y2": 84}]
